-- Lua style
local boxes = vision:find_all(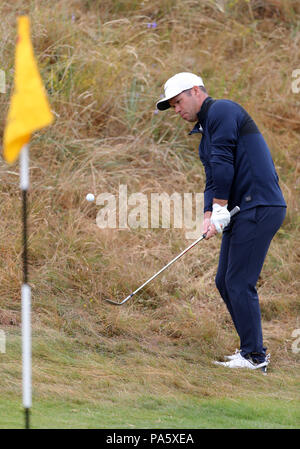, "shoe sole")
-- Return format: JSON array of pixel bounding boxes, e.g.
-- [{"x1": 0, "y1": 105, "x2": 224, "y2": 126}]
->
[{"x1": 213, "y1": 360, "x2": 269, "y2": 371}]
